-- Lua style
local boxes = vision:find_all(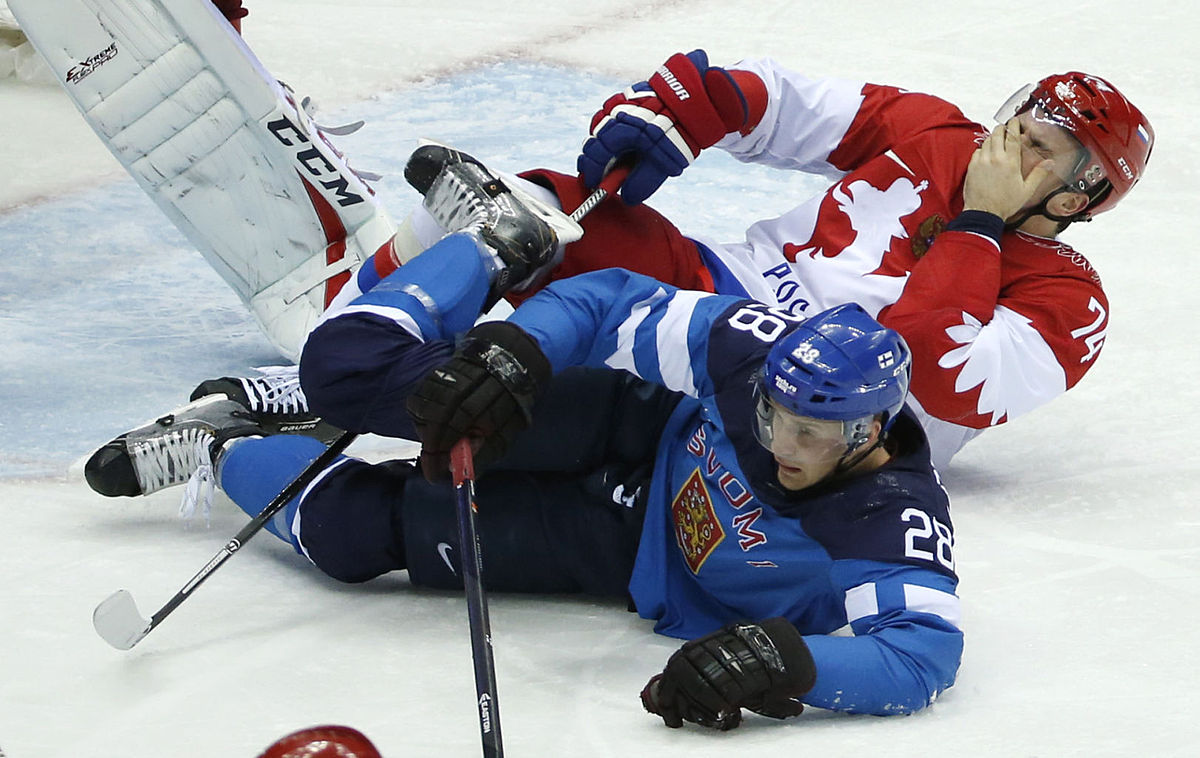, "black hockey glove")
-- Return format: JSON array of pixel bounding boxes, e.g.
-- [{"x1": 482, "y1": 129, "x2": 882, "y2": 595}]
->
[
  {"x1": 406, "y1": 321, "x2": 551, "y2": 480},
  {"x1": 641, "y1": 617, "x2": 816, "y2": 731}
]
